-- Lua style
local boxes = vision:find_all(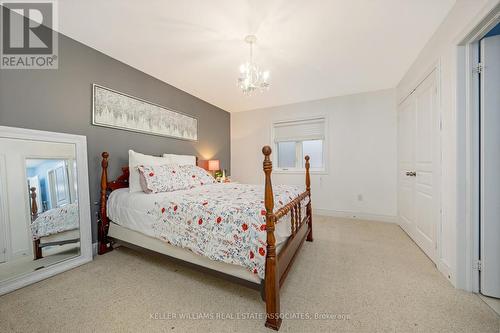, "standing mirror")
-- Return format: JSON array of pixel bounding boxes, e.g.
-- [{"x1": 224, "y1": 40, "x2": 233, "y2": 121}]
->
[{"x1": 0, "y1": 126, "x2": 92, "y2": 294}]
